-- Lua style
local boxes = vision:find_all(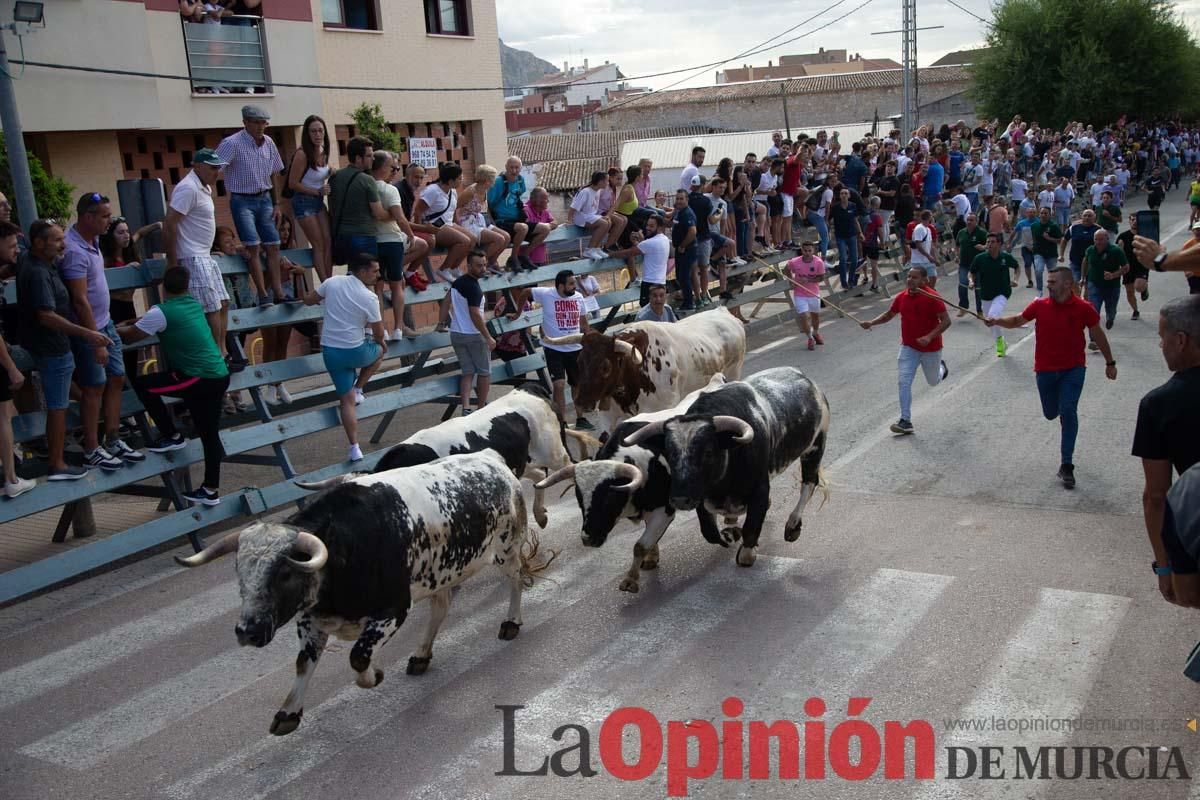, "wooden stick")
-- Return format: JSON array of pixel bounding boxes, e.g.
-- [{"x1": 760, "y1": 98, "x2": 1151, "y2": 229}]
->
[
  {"x1": 752, "y1": 256, "x2": 866, "y2": 324},
  {"x1": 914, "y1": 286, "x2": 988, "y2": 321}
]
